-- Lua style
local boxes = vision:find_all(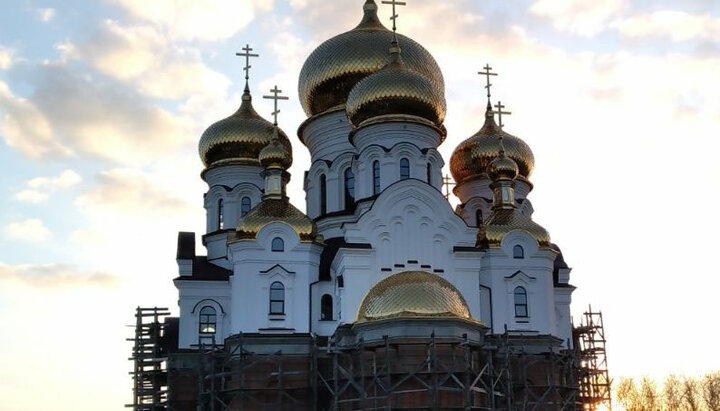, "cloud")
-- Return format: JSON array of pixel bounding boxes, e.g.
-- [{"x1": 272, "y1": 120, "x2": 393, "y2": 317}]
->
[
  {"x1": 613, "y1": 11, "x2": 720, "y2": 42},
  {"x1": 13, "y1": 169, "x2": 82, "y2": 204},
  {"x1": 37, "y1": 8, "x2": 56, "y2": 22},
  {"x1": 530, "y1": 0, "x2": 626, "y2": 36},
  {"x1": 110, "y1": 0, "x2": 271, "y2": 42},
  {"x1": 63, "y1": 20, "x2": 231, "y2": 100},
  {"x1": 0, "y1": 262, "x2": 119, "y2": 288},
  {"x1": 4, "y1": 218, "x2": 52, "y2": 243},
  {"x1": 0, "y1": 46, "x2": 16, "y2": 70},
  {"x1": 0, "y1": 65, "x2": 195, "y2": 164}
]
